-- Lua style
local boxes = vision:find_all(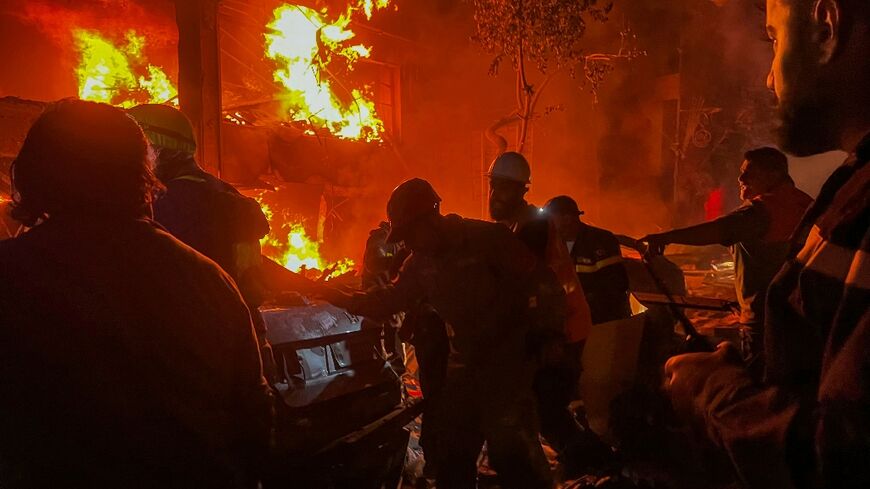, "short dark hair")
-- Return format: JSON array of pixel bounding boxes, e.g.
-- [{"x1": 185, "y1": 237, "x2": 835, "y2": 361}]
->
[
  {"x1": 744, "y1": 147, "x2": 790, "y2": 181},
  {"x1": 11, "y1": 99, "x2": 162, "y2": 226}
]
